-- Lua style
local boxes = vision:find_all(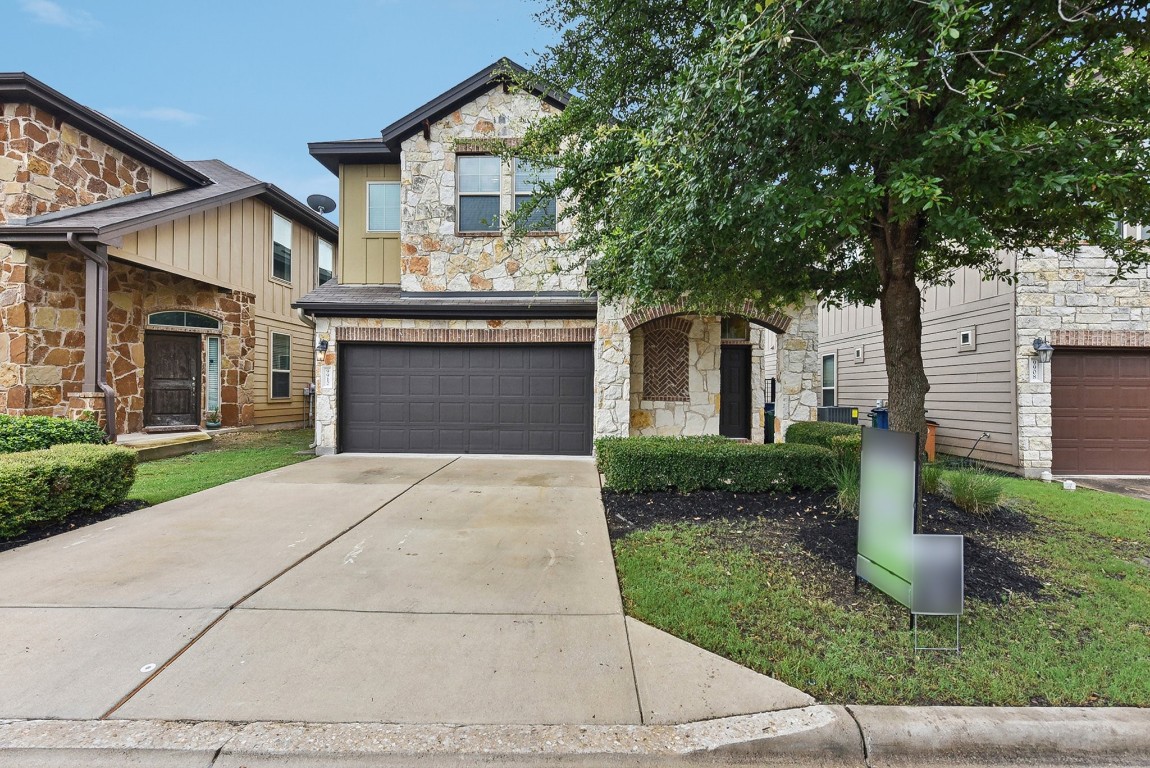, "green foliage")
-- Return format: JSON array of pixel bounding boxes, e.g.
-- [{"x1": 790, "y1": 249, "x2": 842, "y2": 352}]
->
[
  {"x1": 0, "y1": 414, "x2": 104, "y2": 454},
  {"x1": 784, "y1": 421, "x2": 860, "y2": 451},
  {"x1": 829, "y1": 432, "x2": 863, "y2": 465},
  {"x1": 922, "y1": 462, "x2": 944, "y2": 496},
  {"x1": 943, "y1": 469, "x2": 1005, "y2": 517},
  {"x1": 827, "y1": 456, "x2": 861, "y2": 518},
  {"x1": 595, "y1": 436, "x2": 834, "y2": 493},
  {"x1": 0, "y1": 444, "x2": 137, "y2": 539}
]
